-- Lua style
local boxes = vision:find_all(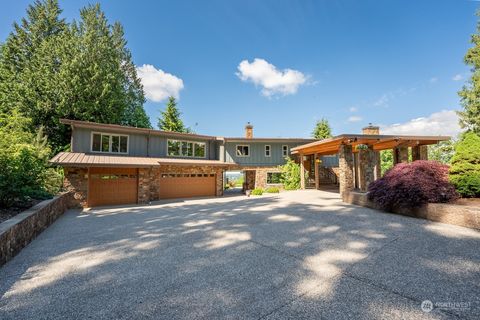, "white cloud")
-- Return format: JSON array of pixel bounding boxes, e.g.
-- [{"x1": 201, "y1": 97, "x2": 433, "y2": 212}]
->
[
  {"x1": 452, "y1": 74, "x2": 463, "y2": 81},
  {"x1": 236, "y1": 58, "x2": 307, "y2": 97},
  {"x1": 349, "y1": 106, "x2": 358, "y2": 112},
  {"x1": 373, "y1": 94, "x2": 390, "y2": 107},
  {"x1": 348, "y1": 116, "x2": 363, "y2": 122},
  {"x1": 136, "y1": 64, "x2": 184, "y2": 102},
  {"x1": 429, "y1": 77, "x2": 438, "y2": 83},
  {"x1": 381, "y1": 110, "x2": 461, "y2": 137}
]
